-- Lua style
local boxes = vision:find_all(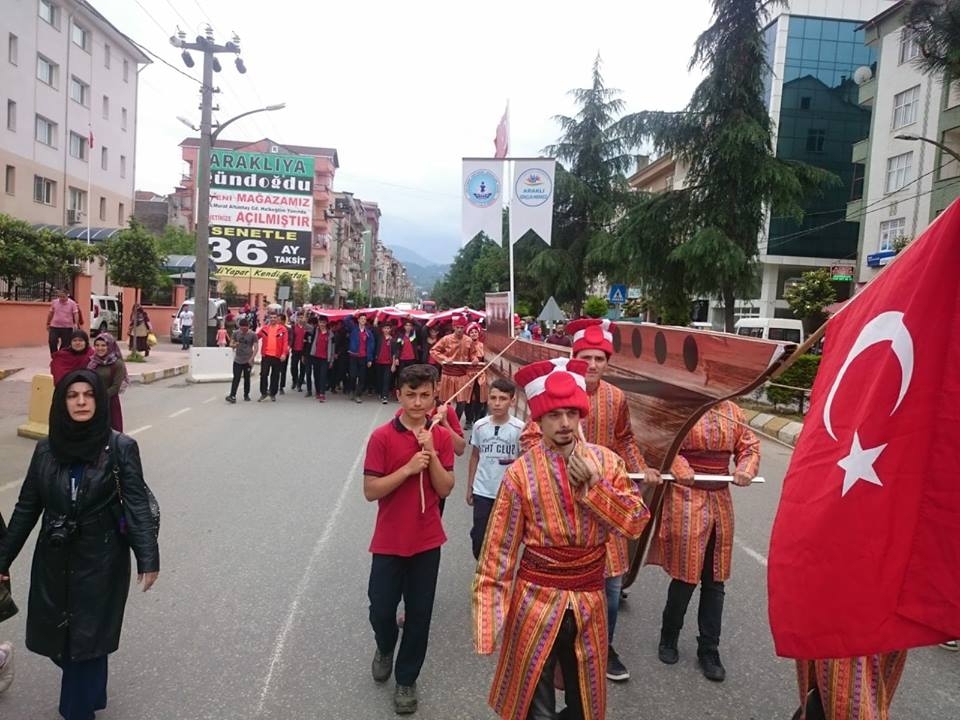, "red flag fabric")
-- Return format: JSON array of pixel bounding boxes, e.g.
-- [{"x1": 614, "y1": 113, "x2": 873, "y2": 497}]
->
[
  {"x1": 88, "y1": 129, "x2": 94, "y2": 148},
  {"x1": 494, "y1": 104, "x2": 508, "y2": 159},
  {"x1": 768, "y1": 200, "x2": 960, "y2": 659}
]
